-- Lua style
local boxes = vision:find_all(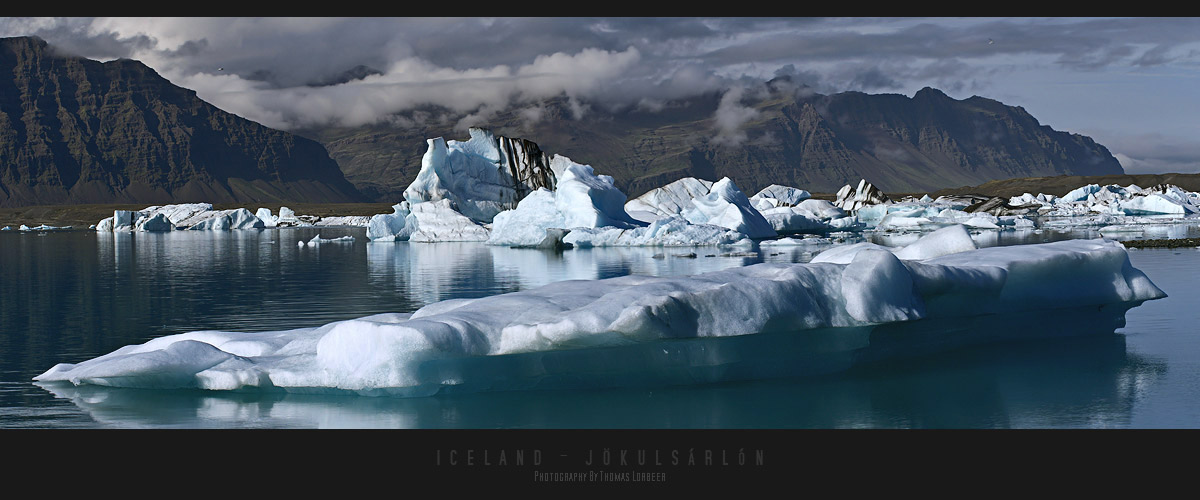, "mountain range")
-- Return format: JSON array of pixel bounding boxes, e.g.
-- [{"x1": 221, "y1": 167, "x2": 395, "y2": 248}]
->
[
  {"x1": 1, "y1": 36, "x2": 1126, "y2": 207},
  {"x1": 0, "y1": 36, "x2": 363, "y2": 207},
  {"x1": 304, "y1": 80, "x2": 1124, "y2": 201}
]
